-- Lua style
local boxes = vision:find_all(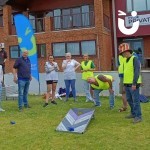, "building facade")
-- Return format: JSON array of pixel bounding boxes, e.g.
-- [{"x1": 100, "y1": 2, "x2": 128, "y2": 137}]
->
[
  {"x1": 114, "y1": 0, "x2": 150, "y2": 69},
  {"x1": 0, "y1": 0, "x2": 113, "y2": 73}
]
